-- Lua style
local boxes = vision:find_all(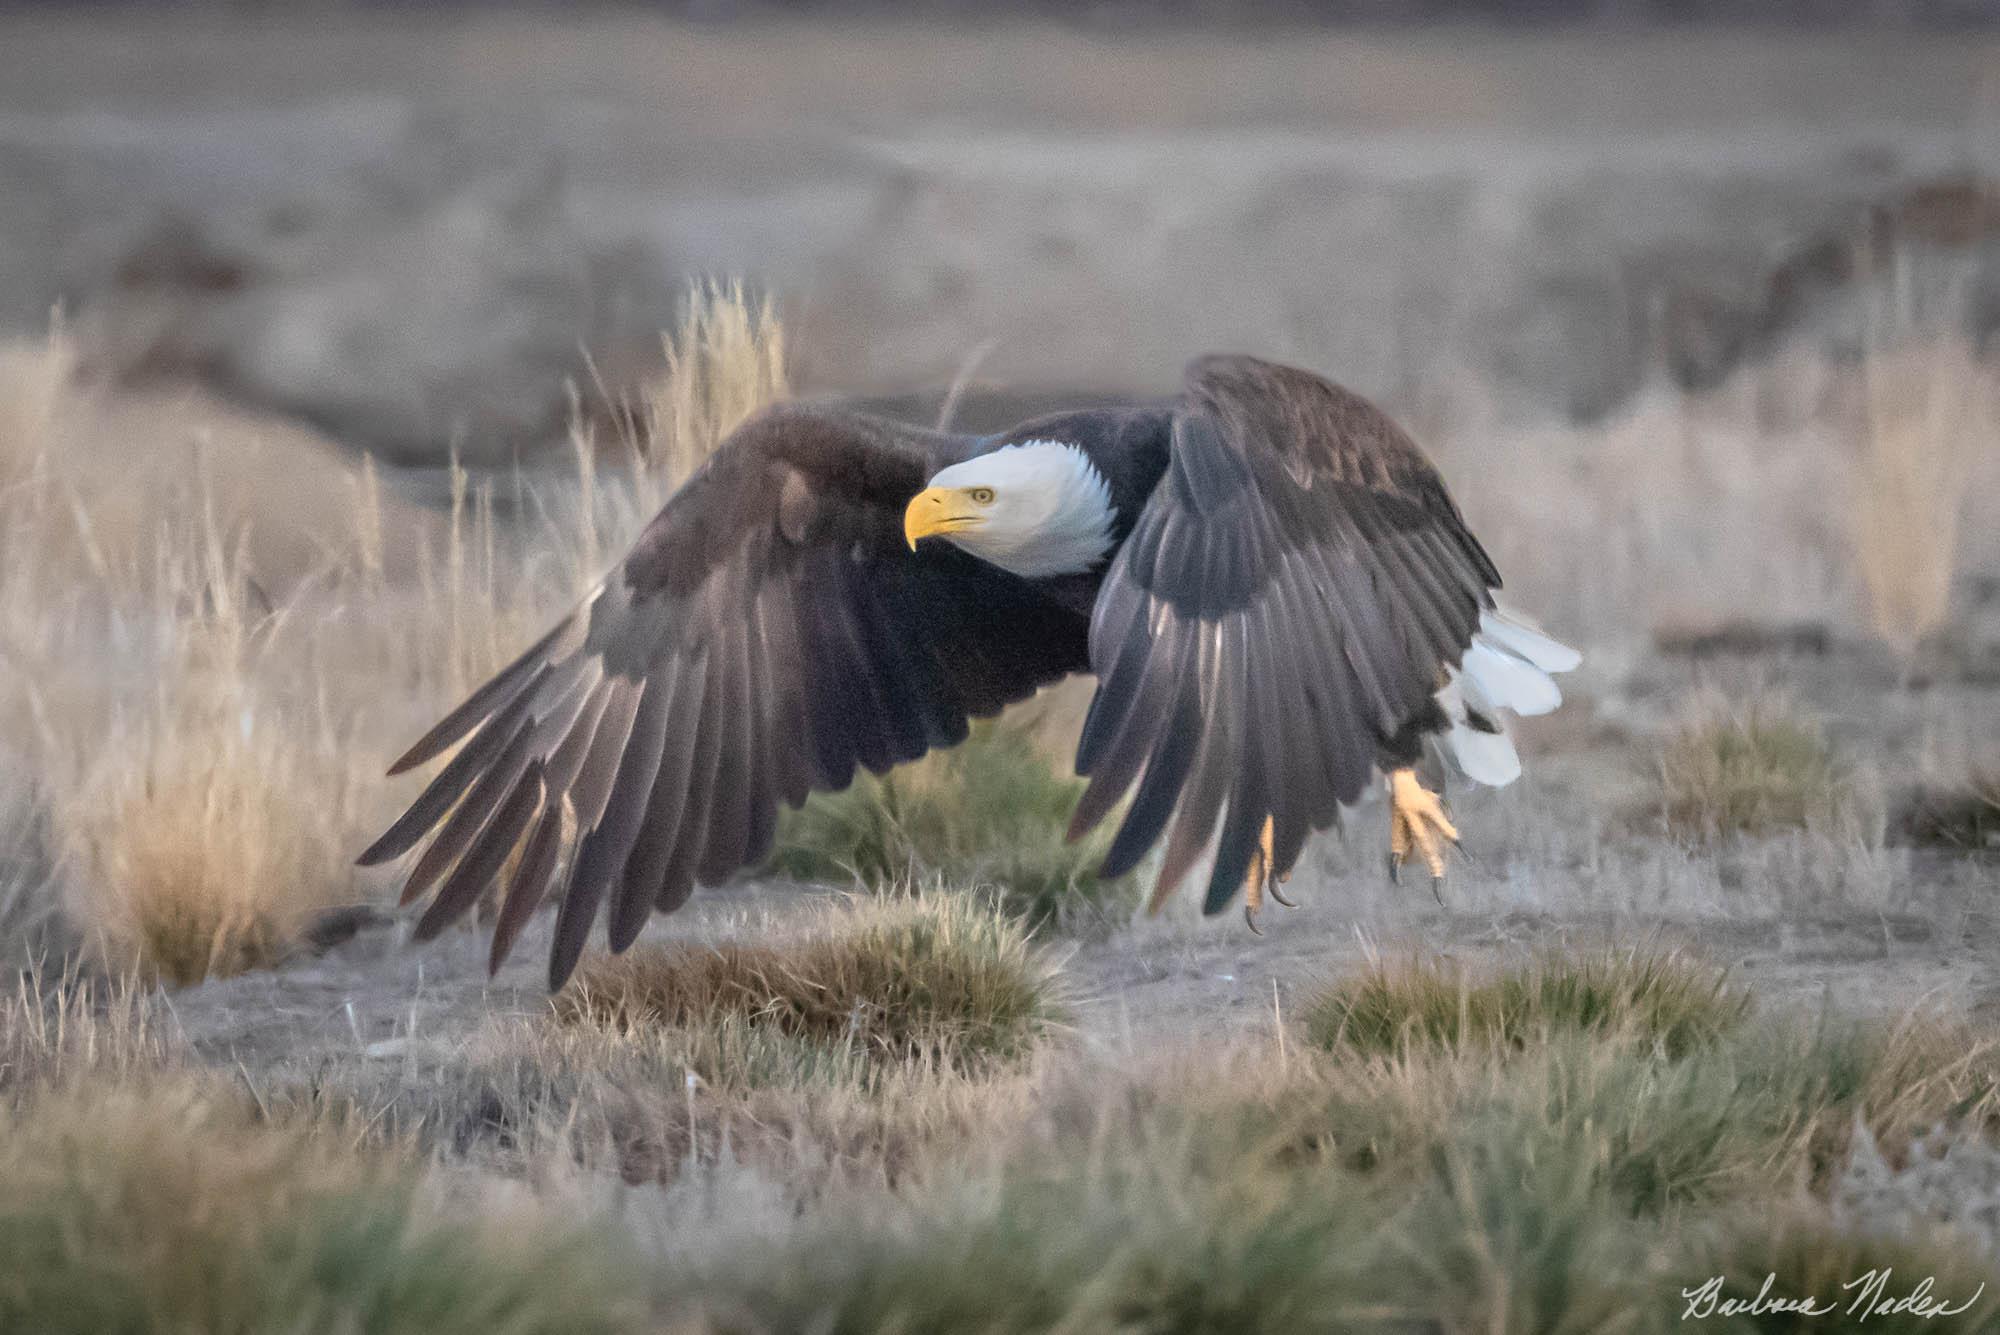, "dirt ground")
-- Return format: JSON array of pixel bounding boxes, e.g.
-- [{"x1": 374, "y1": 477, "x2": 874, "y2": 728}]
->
[{"x1": 173, "y1": 645, "x2": 2000, "y2": 1088}]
